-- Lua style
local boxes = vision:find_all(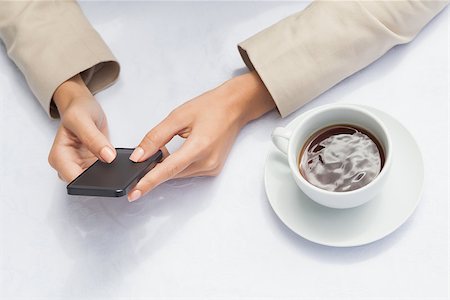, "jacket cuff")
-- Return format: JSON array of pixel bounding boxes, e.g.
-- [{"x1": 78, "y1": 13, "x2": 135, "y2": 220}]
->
[
  {"x1": 237, "y1": 26, "x2": 314, "y2": 118},
  {"x1": 44, "y1": 32, "x2": 120, "y2": 118},
  {"x1": 1, "y1": 1, "x2": 120, "y2": 119},
  {"x1": 237, "y1": 21, "x2": 307, "y2": 118},
  {"x1": 237, "y1": 0, "x2": 448, "y2": 118}
]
